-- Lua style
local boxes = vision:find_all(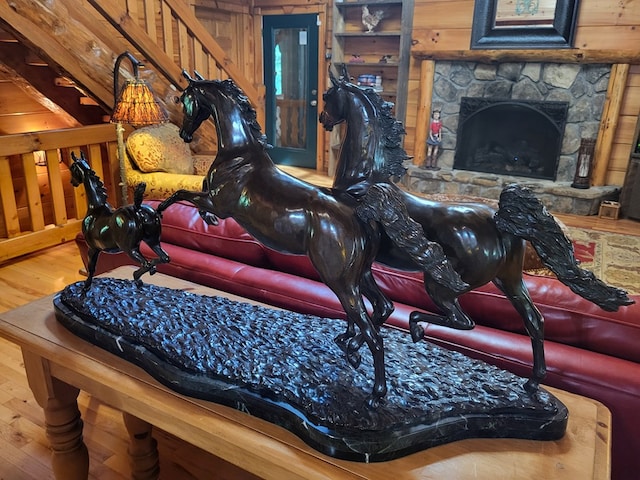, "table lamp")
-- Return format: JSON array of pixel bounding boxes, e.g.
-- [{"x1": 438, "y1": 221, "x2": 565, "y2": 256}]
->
[{"x1": 111, "y1": 51, "x2": 168, "y2": 203}]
